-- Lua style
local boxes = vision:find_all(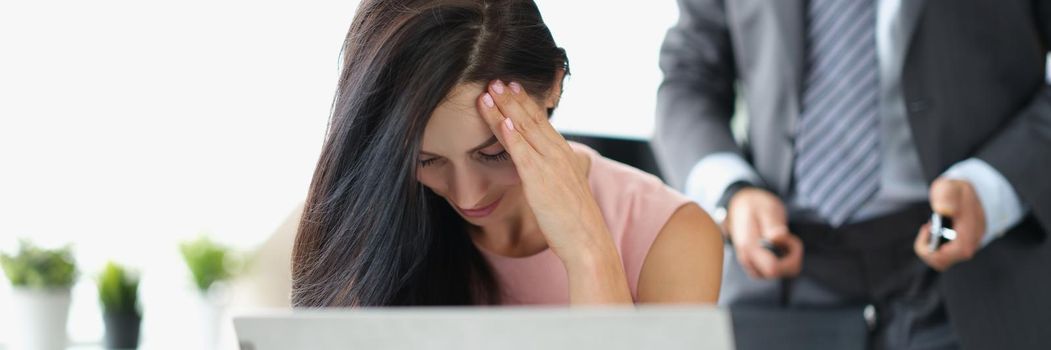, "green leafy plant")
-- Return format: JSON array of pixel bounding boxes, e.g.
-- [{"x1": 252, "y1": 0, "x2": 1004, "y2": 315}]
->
[
  {"x1": 0, "y1": 240, "x2": 77, "y2": 289},
  {"x1": 179, "y1": 235, "x2": 238, "y2": 292},
  {"x1": 97, "y1": 261, "x2": 140, "y2": 315}
]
